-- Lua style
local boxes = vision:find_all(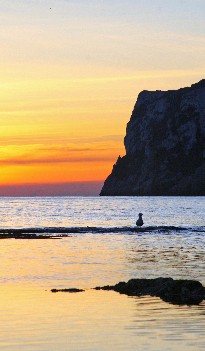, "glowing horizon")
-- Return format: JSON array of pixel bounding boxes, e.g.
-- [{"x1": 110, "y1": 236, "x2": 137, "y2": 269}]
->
[{"x1": 0, "y1": 0, "x2": 205, "y2": 195}]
